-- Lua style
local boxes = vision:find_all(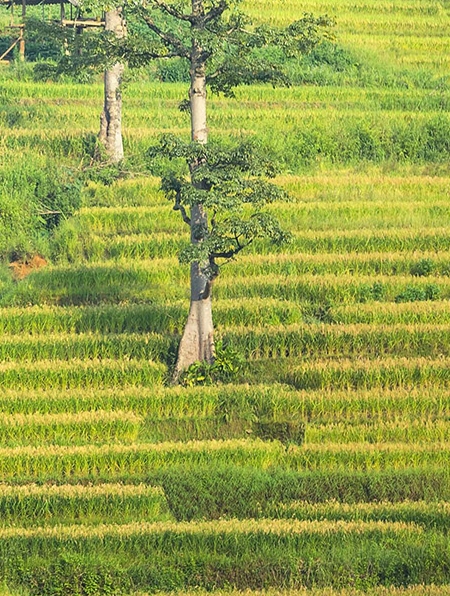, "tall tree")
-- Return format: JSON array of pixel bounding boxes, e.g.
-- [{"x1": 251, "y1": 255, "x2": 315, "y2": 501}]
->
[
  {"x1": 122, "y1": 0, "x2": 332, "y2": 379},
  {"x1": 99, "y1": 8, "x2": 127, "y2": 162}
]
